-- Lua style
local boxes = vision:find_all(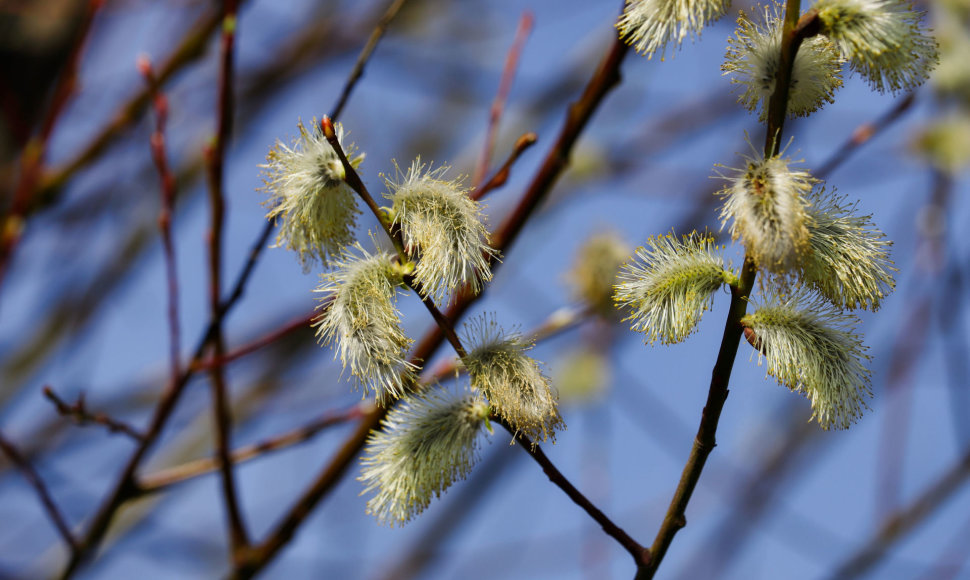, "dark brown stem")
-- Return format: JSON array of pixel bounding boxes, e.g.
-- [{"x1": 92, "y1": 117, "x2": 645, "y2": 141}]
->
[
  {"x1": 641, "y1": 2, "x2": 817, "y2": 577},
  {"x1": 472, "y1": 11, "x2": 534, "y2": 190},
  {"x1": 193, "y1": 312, "x2": 316, "y2": 372},
  {"x1": 43, "y1": 387, "x2": 146, "y2": 442},
  {"x1": 511, "y1": 426, "x2": 648, "y2": 567},
  {"x1": 0, "y1": 430, "x2": 79, "y2": 554},
  {"x1": 203, "y1": 0, "x2": 250, "y2": 555}
]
